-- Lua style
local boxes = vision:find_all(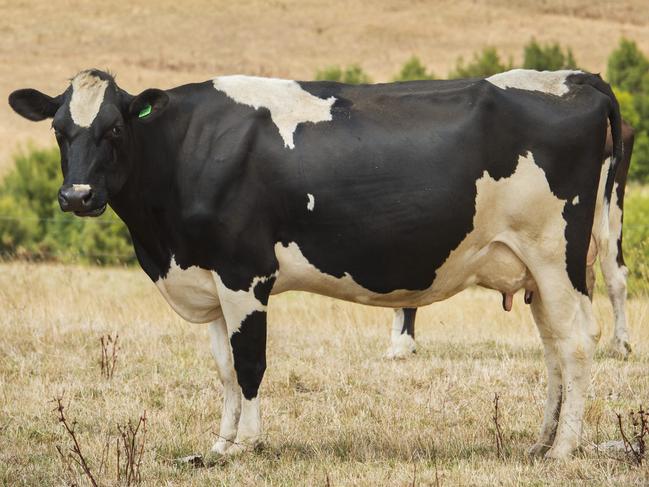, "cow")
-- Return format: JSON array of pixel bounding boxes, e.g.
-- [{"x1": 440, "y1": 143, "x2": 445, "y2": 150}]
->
[
  {"x1": 9, "y1": 68, "x2": 622, "y2": 460},
  {"x1": 386, "y1": 121, "x2": 635, "y2": 360}
]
